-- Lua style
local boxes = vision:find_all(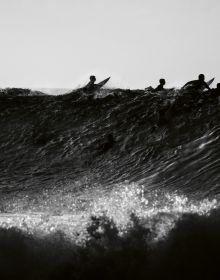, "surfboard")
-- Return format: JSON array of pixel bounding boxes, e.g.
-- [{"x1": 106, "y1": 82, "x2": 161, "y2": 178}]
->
[
  {"x1": 200, "y1": 78, "x2": 215, "y2": 91},
  {"x1": 207, "y1": 78, "x2": 215, "y2": 87},
  {"x1": 95, "y1": 77, "x2": 111, "y2": 90}
]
